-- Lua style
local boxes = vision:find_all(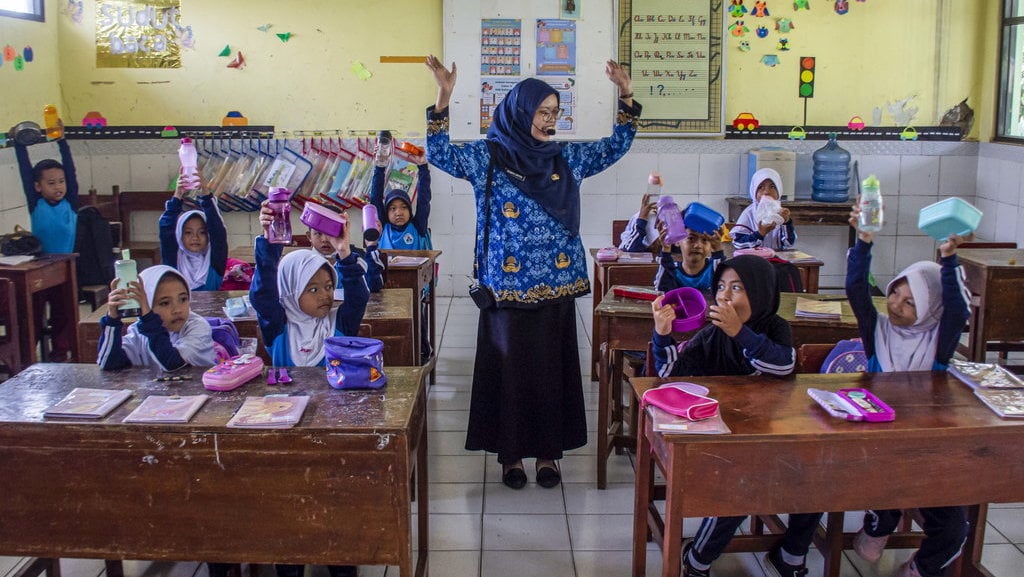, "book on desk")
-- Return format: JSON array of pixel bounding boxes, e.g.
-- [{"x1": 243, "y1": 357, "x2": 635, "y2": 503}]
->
[
  {"x1": 773, "y1": 249, "x2": 819, "y2": 263},
  {"x1": 44, "y1": 388, "x2": 132, "y2": 419},
  {"x1": 123, "y1": 394, "x2": 210, "y2": 423},
  {"x1": 227, "y1": 394, "x2": 310, "y2": 428},
  {"x1": 948, "y1": 359, "x2": 1024, "y2": 389},
  {"x1": 794, "y1": 296, "x2": 842, "y2": 320},
  {"x1": 647, "y1": 405, "x2": 731, "y2": 434}
]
